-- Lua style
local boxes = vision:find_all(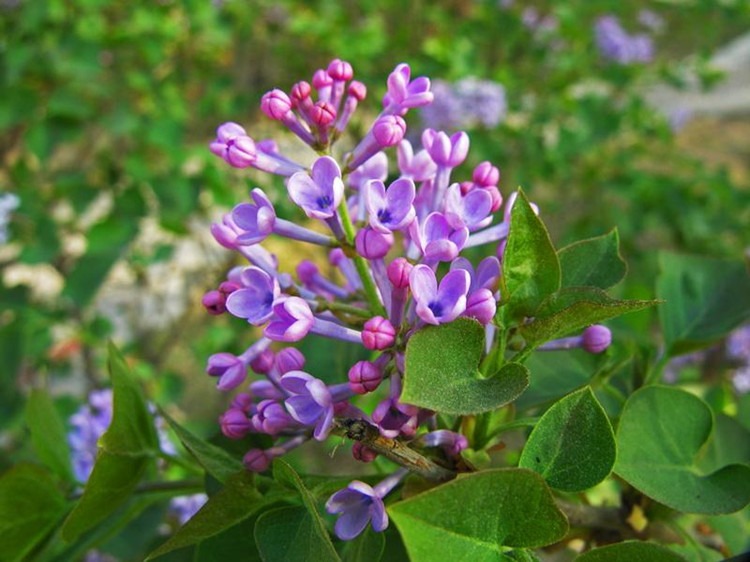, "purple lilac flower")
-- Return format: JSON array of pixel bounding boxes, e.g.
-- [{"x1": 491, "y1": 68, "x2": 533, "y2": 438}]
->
[
  {"x1": 326, "y1": 469, "x2": 408, "y2": 540},
  {"x1": 287, "y1": 156, "x2": 345, "y2": 220},
  {"x1": 421, "y1": 78, "x2": 507, "y2": 132},
  {"x1": 409, "y1": 265, "x2": 470, "y2": 325},
  {"x1": 364, "y1": 177, "x2": 417, "y2": 233},
  {"x1": 225, "y1": 267, "x2": 280, "y2": 325},
  {"x1": 68, "y1": 389, "x2": 114, "y2": 482},
  {"x1": 536, "y1": 325, "x2": 612, "y2": 354},
  {"x1": 594, "y1": 15, "x2": 653, "y2": 64},
  {"x1": 170, "y1": 494, "x2": 208, "y2": 525},
  {"x1": 0, "y1": 192, "x2": 19, "y2": 244},
  {"x1": 280, "y1": 371, "x2": 352, "y2": 440}
]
